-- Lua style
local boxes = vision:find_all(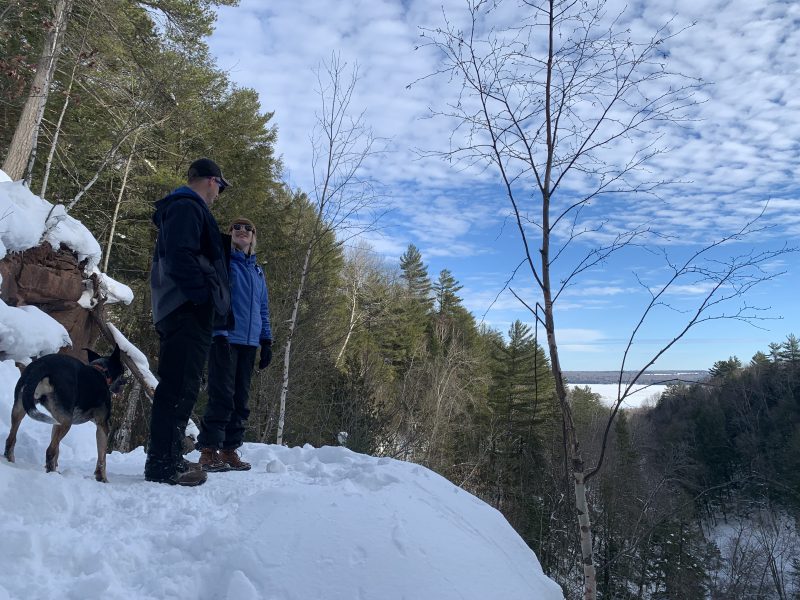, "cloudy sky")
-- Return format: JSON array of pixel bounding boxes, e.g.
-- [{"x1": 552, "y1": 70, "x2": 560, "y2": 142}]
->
[{"x1": 208, "y1": 0, "x2": 799, "y2": 371}]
